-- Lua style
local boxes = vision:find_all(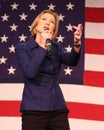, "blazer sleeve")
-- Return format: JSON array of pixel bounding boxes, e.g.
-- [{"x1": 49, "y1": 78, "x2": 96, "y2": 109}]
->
[
  {"x1": 15, "y1": 43, "x2": 47, "y2": 79},
  {"x1": 58, "y1": 43, "x2": 81, "y2": 66}
]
